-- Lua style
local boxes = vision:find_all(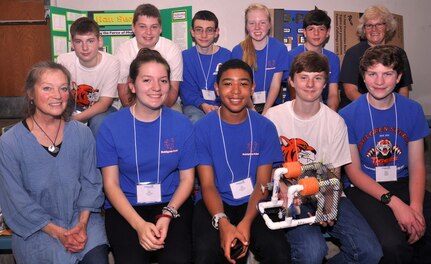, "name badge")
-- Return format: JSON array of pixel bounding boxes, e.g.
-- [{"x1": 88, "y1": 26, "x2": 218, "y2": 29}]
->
[
  {"x1": 252, "y1": 91, "x2": 266, "y2": 104},
  {"x1": 230, "y1": 178, "x2": 253, "y2": 199},
  {"x1": 136, "y1": 183, "x2": 162, "y2": 204},
  {"x1": 202, "y1": 89, "x2": 216, "y2": 101},
  {"x1": 376, "y1": 166, "x2": 397, "y2": 182}
]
